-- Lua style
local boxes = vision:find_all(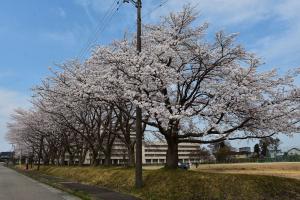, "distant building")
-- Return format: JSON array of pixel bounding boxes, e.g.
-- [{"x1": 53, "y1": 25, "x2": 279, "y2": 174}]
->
[
  {"x1": 224, "y1": 147, "x2": 252, "y2": 159},
  {"x1": 0, "y1": 152, "x2": 14, "y2": 162},
  {"x1": 239, "y1": 147, "x2": 251, "y2": 153},
  {"x1": 230, "y1": 147, "x2": 237, "y2": 152},
  {"x1": 287, "y1": 148, "x2": 300, "y2": 156},
  {"x1": 269, "y1": 149, "x2": 284, "y2": 158},
  {"x1": 143, "y1": 142, "x2": 202, "y2": 165},
  {"x1": 77, "y1": 141, "x2": 202, "y2": 165},
  {"x1": 231, "y1": 151, "x2": 252, "y2": 159},
  {"x1": 268, "y1": 146, "x2": 284, "y2": 158}
]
